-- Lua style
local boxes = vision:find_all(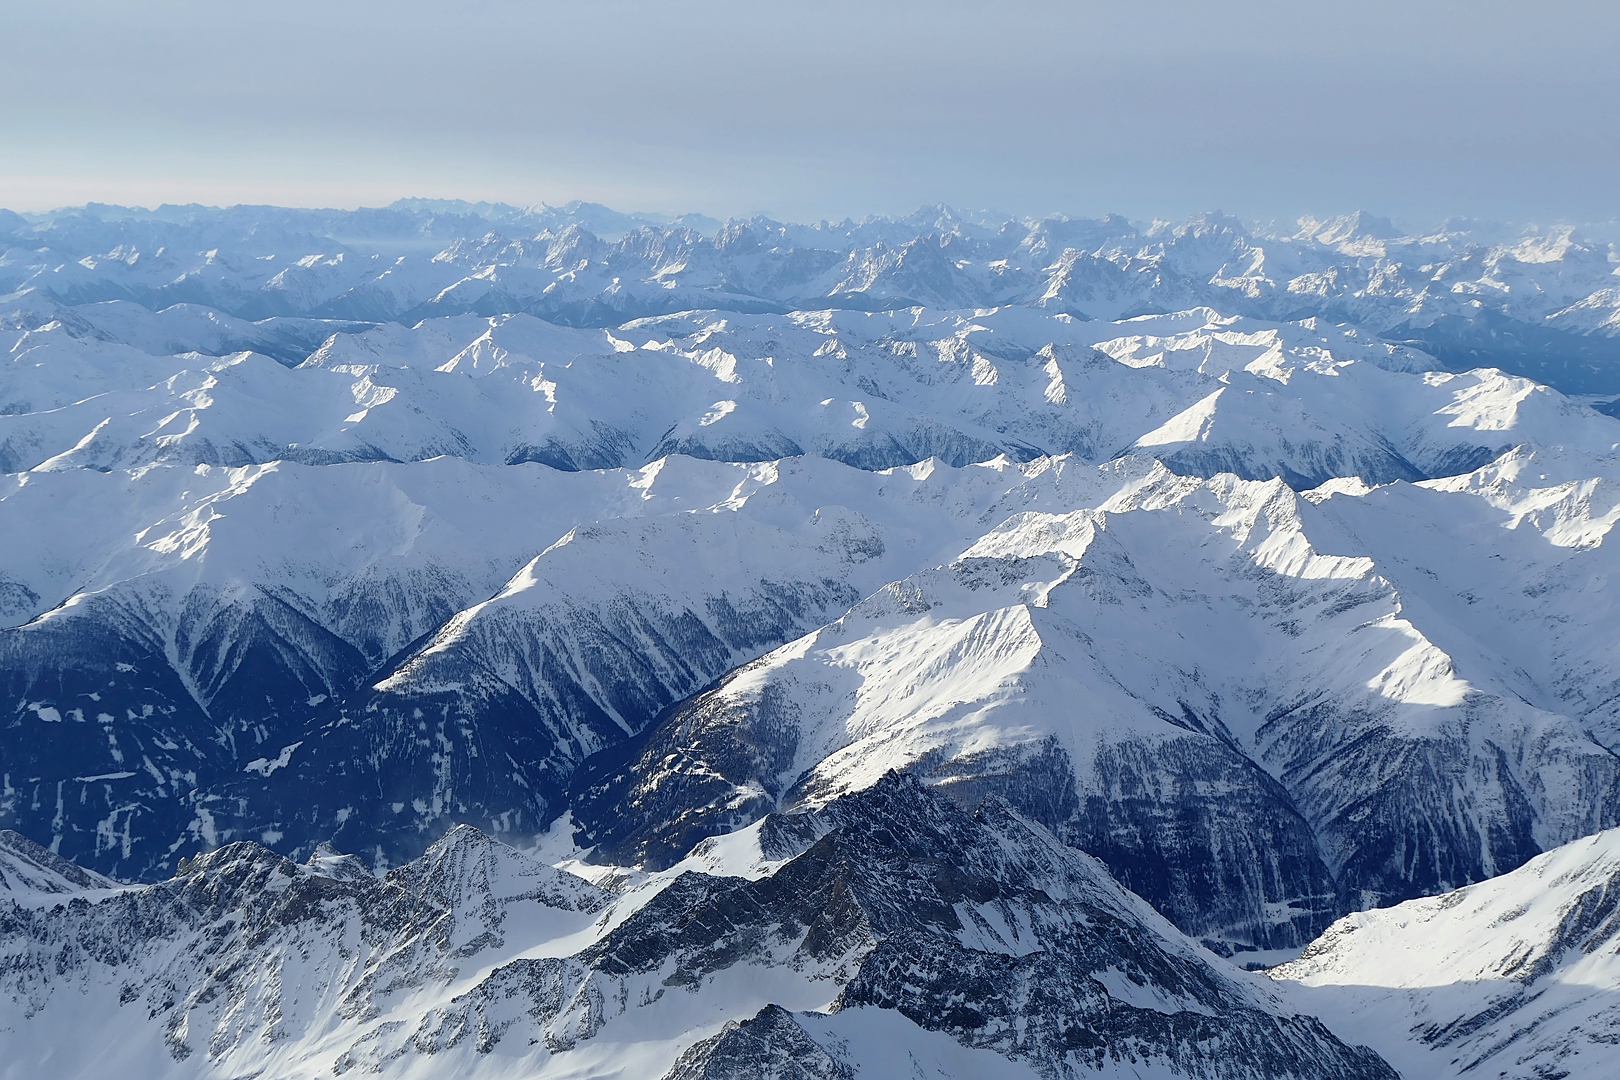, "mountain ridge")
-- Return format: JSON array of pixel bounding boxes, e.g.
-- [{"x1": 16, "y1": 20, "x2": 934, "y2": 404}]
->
[
  {"x1": 5, "y1": 200, "x2": 1618, "y2": 392},
  {"x1": 7, "y1": 200, "x2": 1620, "y2": 1077}
]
